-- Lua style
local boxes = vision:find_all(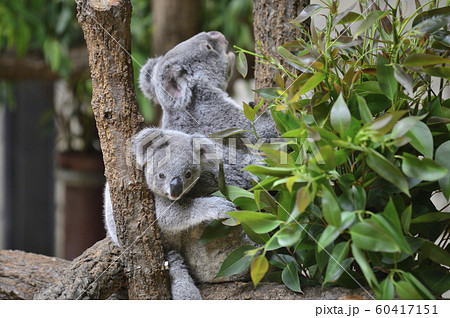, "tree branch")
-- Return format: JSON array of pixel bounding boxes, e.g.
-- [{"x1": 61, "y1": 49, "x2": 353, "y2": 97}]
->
[{"x1": 75, "y1": 0, "x2": 171, "y2": 299}]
